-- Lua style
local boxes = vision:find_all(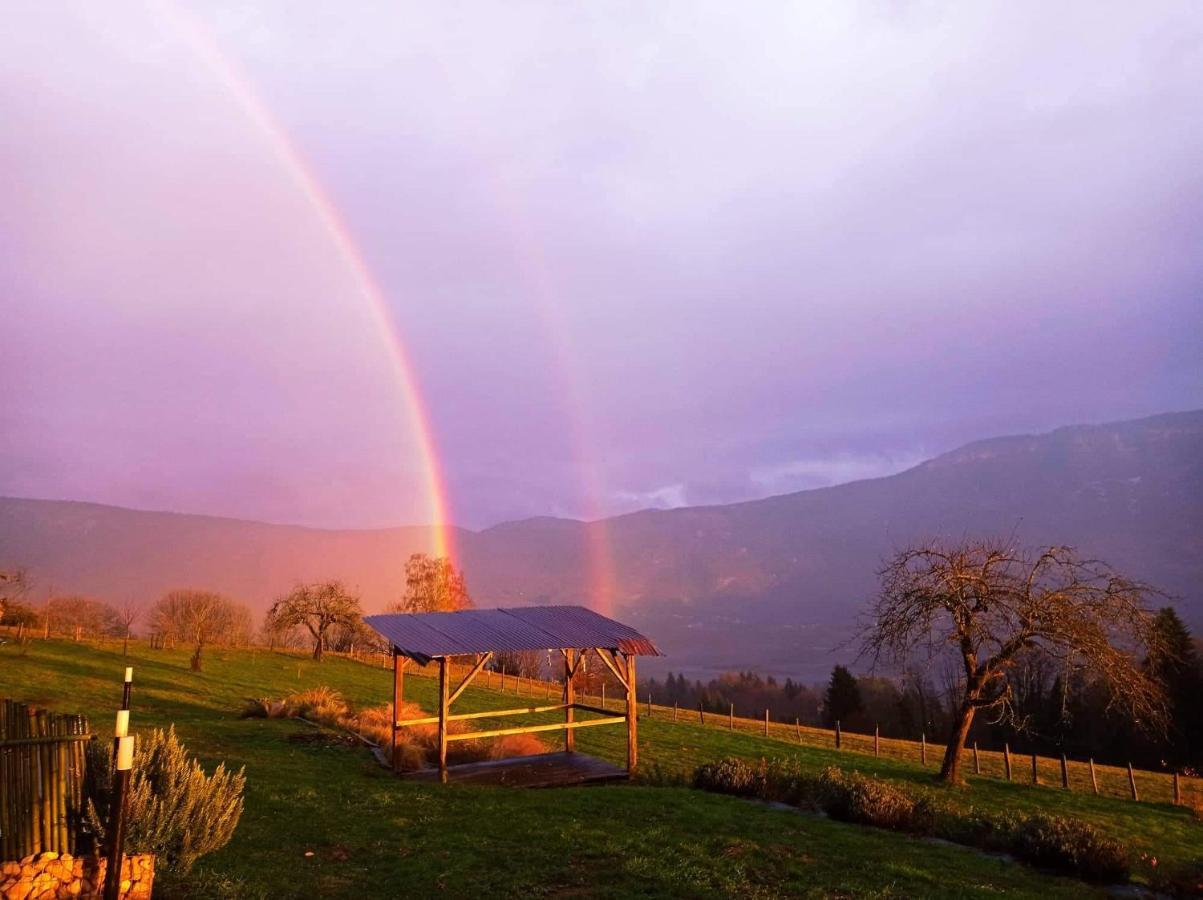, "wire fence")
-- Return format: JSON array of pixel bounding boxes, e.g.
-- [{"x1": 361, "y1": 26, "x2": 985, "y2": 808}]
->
[{"x1": 390, "y1": 657, "x2": 1202, "y2": 810}]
